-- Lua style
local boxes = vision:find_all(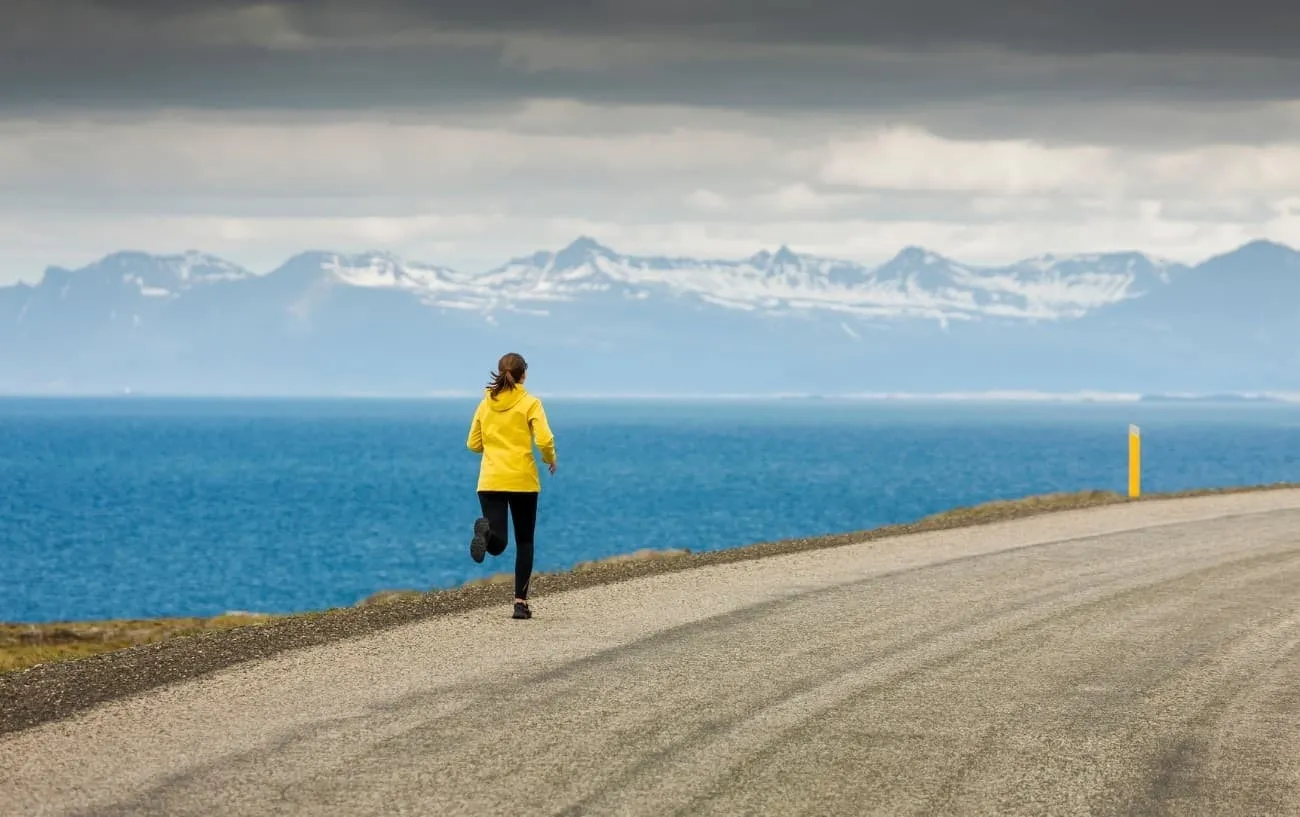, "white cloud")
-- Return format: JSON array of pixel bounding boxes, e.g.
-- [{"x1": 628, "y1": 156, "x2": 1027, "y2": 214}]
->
[
  {"x1": 685, "y1": 189, "x2": 730, "y2": 212},
  {"x1": 1267, "y1": 196, "x2": 1300, "y2": 235},
  {"x1": 820, "y1": 127, "x2": 1120, "y2": 195},
  {"x1": 1148, "y1": 143, "x2": 1300, "y2": 195},
  {"x1": 761, "y1": 183, "x2": 842, "y2": 214},
  {"x1": 821, "y1": 126, "x2": 1300, "y2": 200}
]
